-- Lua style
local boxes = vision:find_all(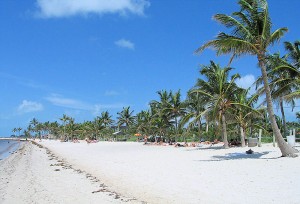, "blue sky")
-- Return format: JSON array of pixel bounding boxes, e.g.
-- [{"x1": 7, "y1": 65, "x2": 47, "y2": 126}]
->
[{"x1": 0, "y1": 0, "x2": 299, "y2": 136}]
